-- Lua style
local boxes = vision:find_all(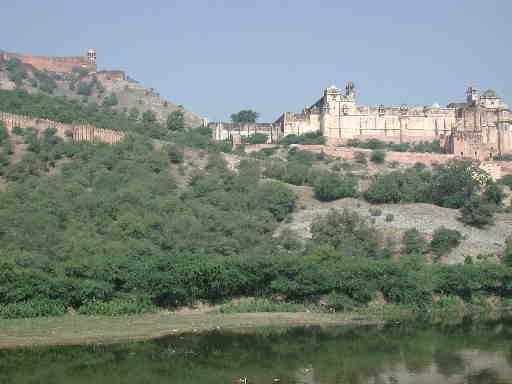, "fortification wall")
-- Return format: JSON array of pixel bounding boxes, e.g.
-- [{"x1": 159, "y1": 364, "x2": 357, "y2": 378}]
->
[
  {"x1": 1, "y1": 52, "x2": 95, "y2": 73},
  {"x1": 0, "y1": 112, "x2": 124, "y2": 144}
]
